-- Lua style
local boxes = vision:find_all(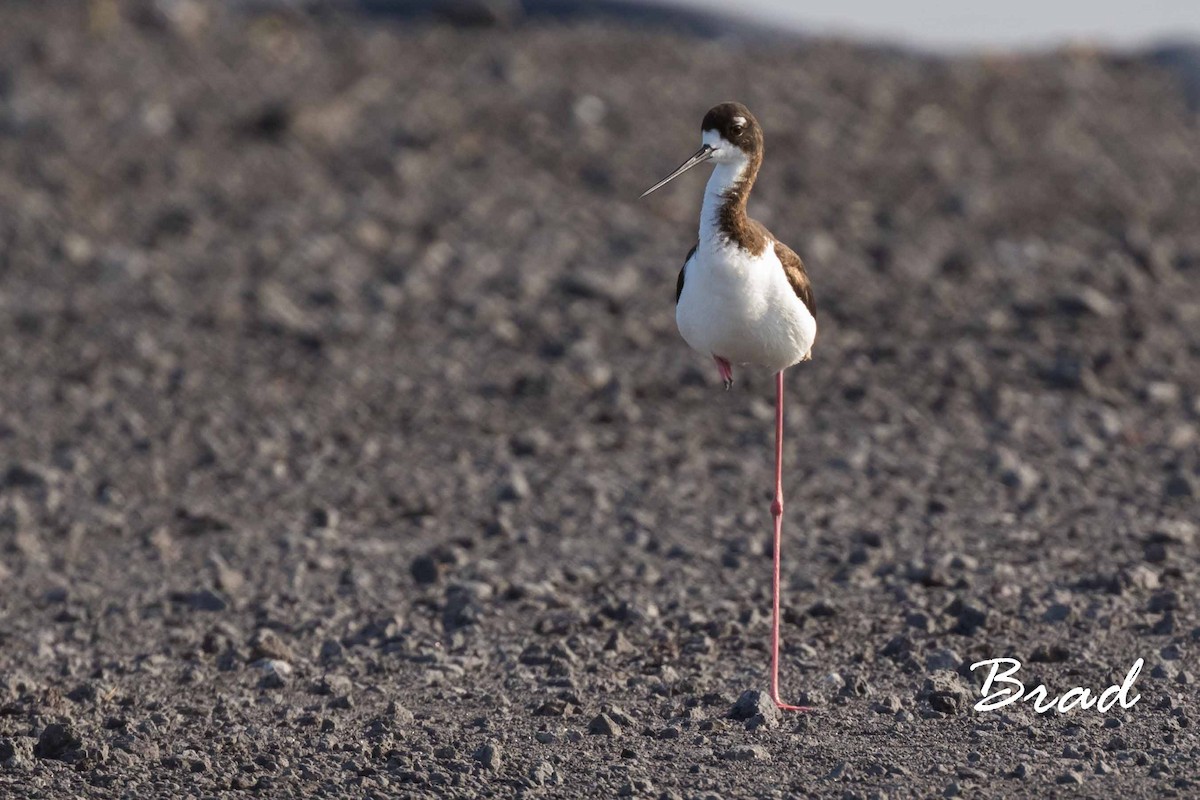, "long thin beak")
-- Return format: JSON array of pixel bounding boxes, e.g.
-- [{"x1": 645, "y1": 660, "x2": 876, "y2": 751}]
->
[{"x1": 640, "y1": 144, "x2": 714, "y2": 198}]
